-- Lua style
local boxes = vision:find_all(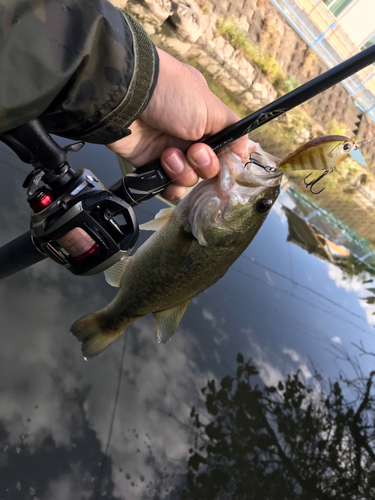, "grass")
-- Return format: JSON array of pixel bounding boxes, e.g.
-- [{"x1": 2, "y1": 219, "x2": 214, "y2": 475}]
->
[
  {"x1": 282, "y1": 75, "x2": 300, "y2": 94},
  {"x1": 216, "y1": 19, "x2": 251, "y2": 51},
  {"x1": 325, "y1": 118, "x2": 350, "y2": 137},
  {"x1": 196, "y1": 0, "x2": 212, "y2": 15},
  {"x1": 215, "y1": 18, "x2": 287, "y2": 90}
]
